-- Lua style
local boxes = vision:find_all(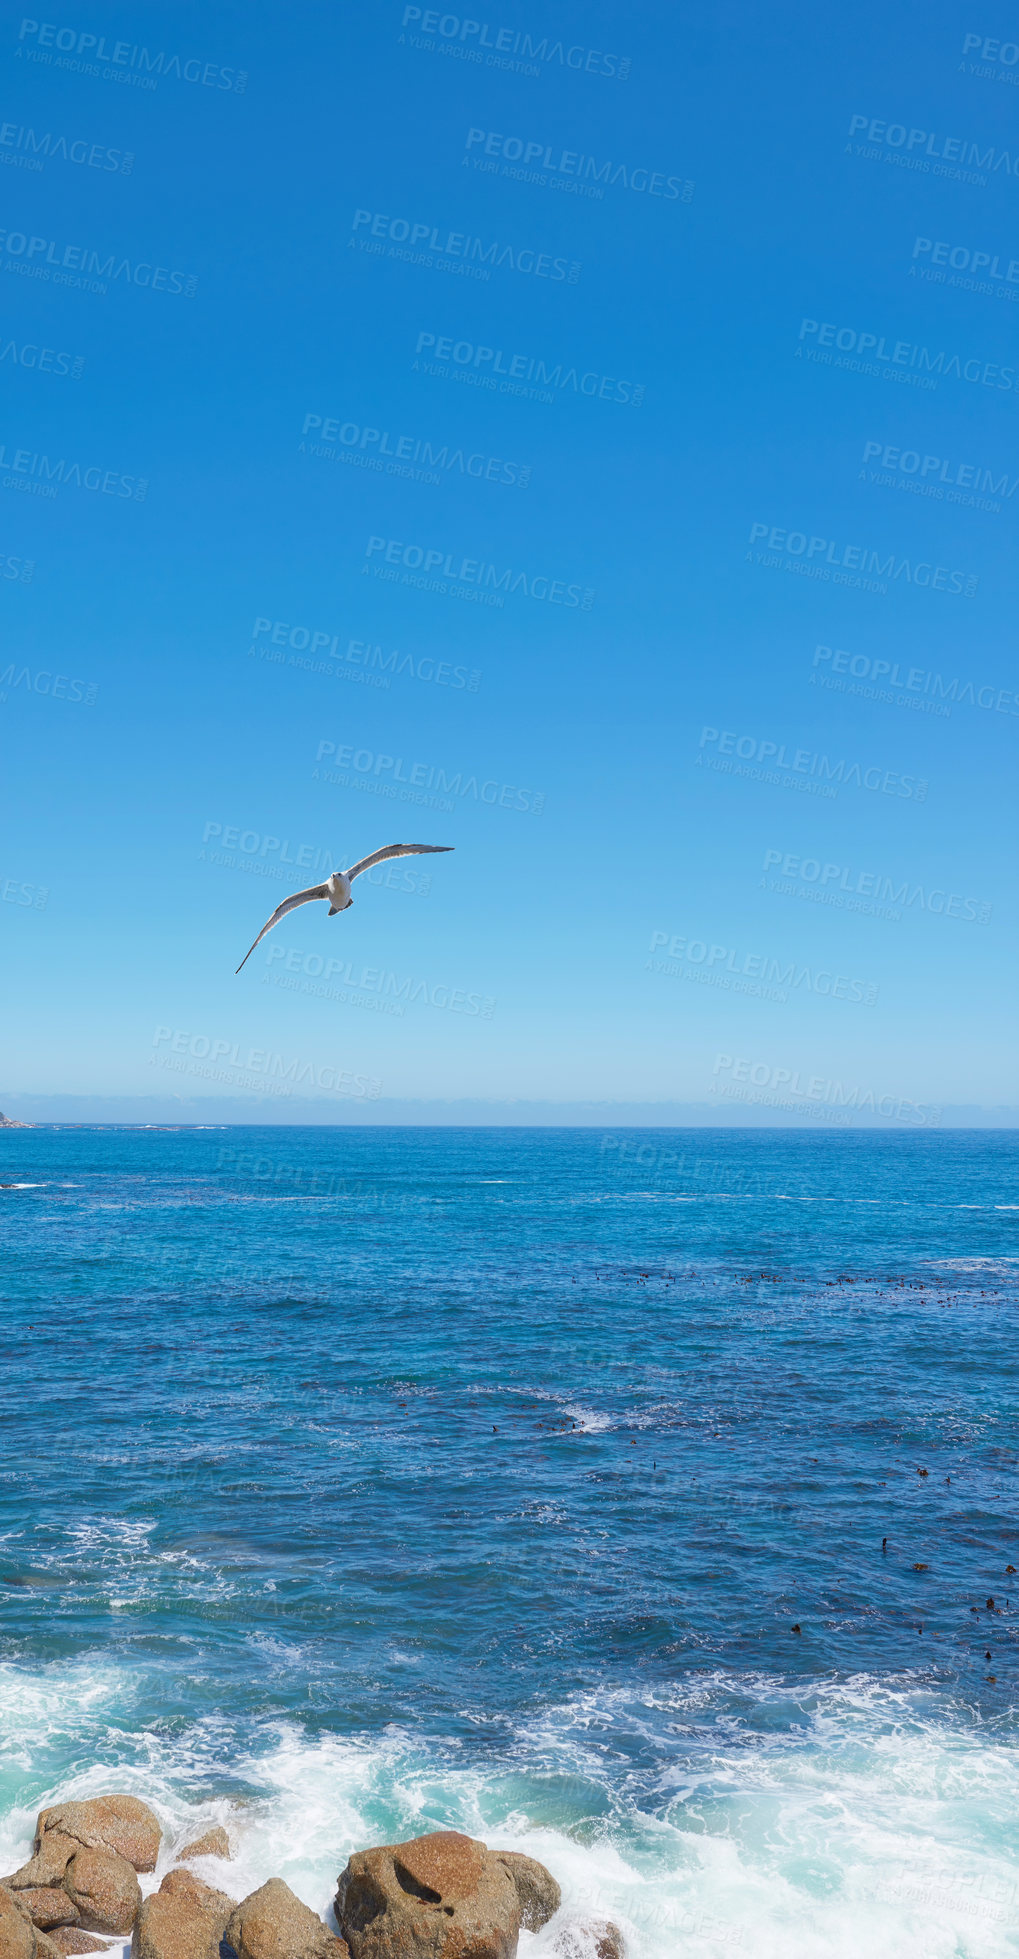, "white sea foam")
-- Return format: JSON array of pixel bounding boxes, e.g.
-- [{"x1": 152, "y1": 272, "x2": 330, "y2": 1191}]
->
[
  {"x1": 1, "y1": 1666, "x2": 1017, "y2": 1957},
  {"x1": 926, "y1": 1258, "x2": 1019, "y2": 1275},
  {"x1": 560, "y1": 1404, "x2": 612, "y2": 1433}
]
